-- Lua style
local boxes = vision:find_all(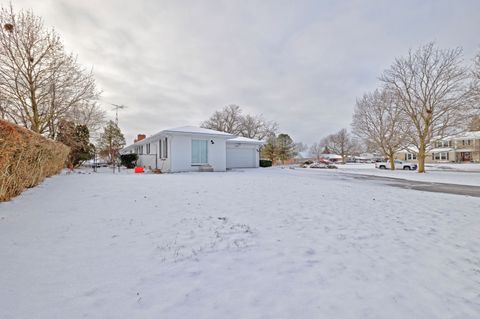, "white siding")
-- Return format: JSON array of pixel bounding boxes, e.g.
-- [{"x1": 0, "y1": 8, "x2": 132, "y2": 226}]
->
[
  {"x1": 136, "y1": 136, "x2": 171, "y2": 172},
  {"x1": 170, "y1": 134, "x2": 228, "y2": 172}
]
